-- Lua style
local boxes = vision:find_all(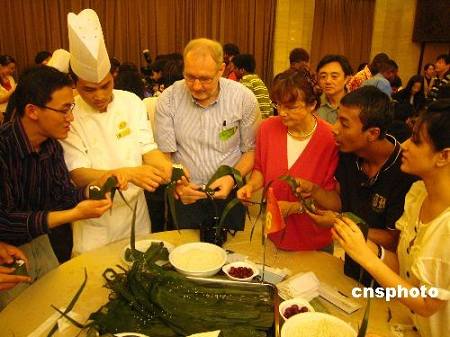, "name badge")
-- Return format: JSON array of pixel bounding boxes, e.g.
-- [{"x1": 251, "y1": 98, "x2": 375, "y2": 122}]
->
[
  {"x1": 219, "y1": 126, "x2": 237, "y2": 141},
  {"x1": 117, "y1": 120, "x2": 131, "y2": 139},
  {"x1": 371, "y1": 193, "x2": 387, "y2": 213}
]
